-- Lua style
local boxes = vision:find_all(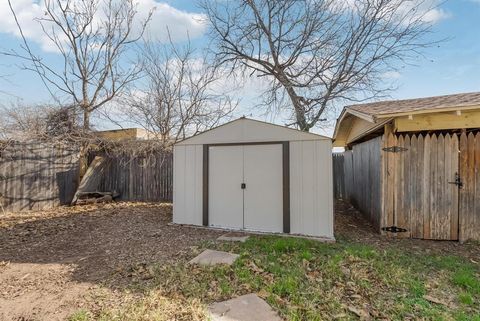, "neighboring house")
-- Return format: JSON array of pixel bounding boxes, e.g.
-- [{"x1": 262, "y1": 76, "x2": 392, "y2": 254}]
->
[
  {"x1": 95, "y1": 128, "x2": 154, "y2": 141},
  {"x1": 333, "y1": 92, "x2": 480, "y2": 242}
]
